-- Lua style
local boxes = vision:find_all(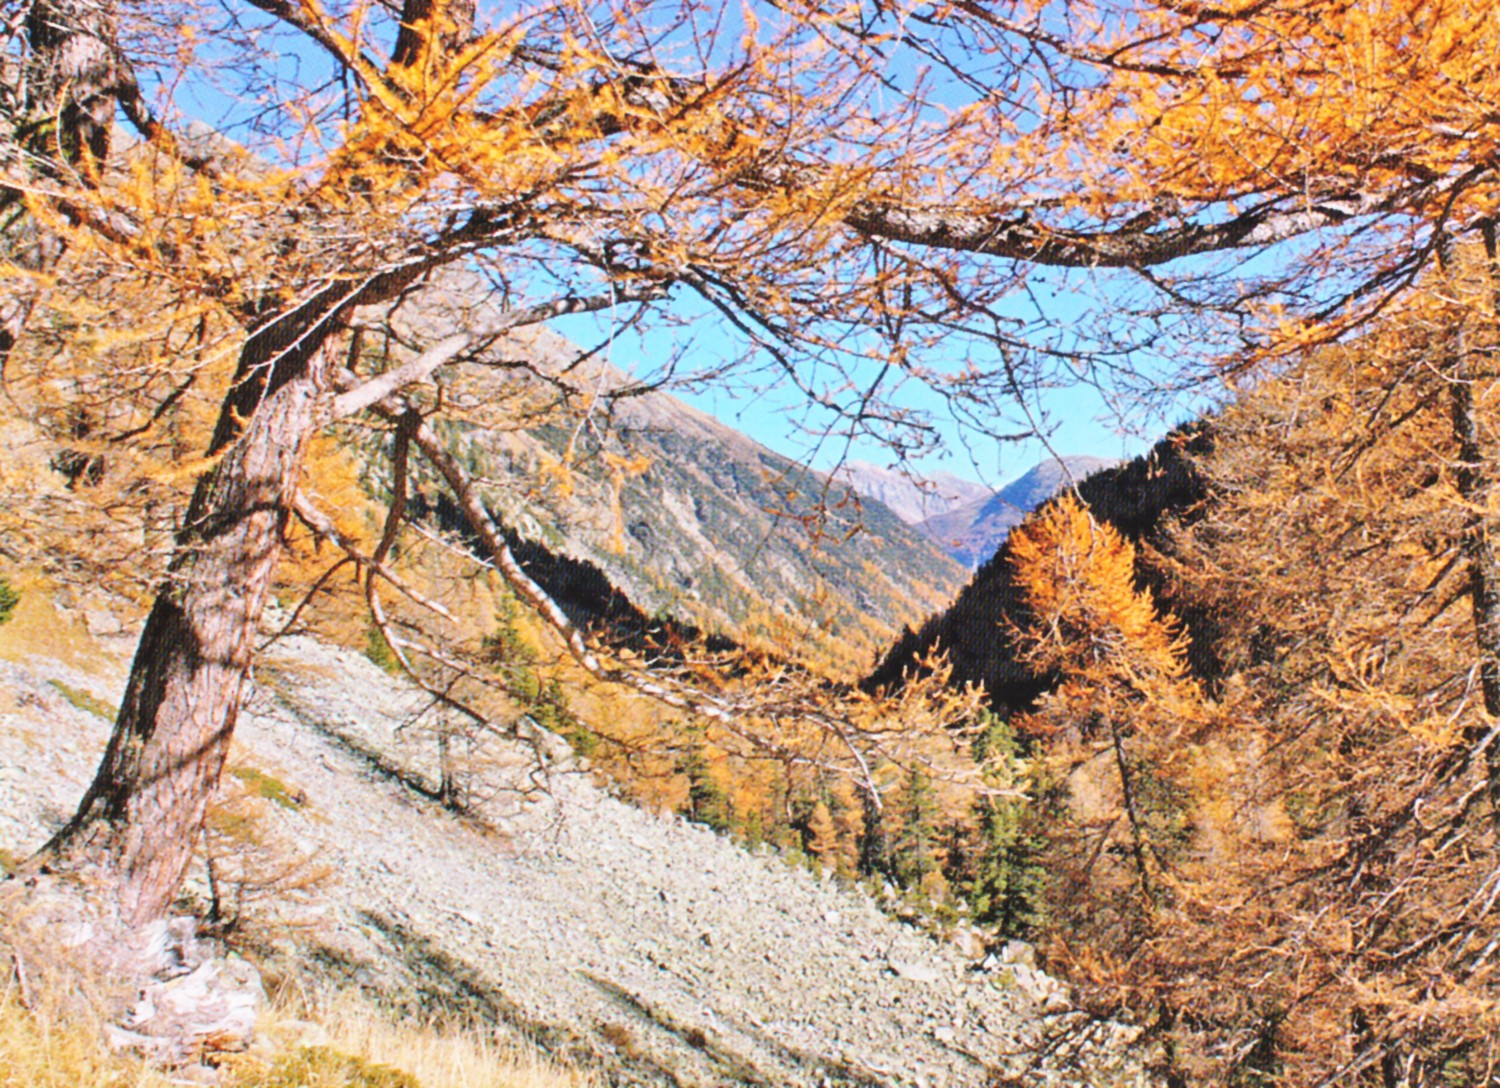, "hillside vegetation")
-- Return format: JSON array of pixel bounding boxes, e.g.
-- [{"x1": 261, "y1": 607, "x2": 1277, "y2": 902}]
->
[
  {"x1": 0, "y1": 987, "x2": 591, "y2": 1088},
  {"x1": 866, "y1": 279, "x2": 1500, "y2": 1083},
  {"x1": 404, "y1": 323, "x2": 968, "y2": 675}
]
